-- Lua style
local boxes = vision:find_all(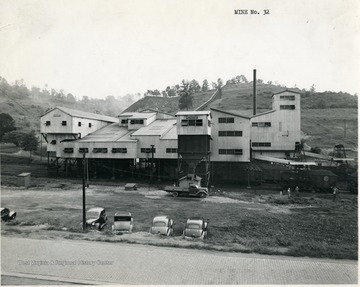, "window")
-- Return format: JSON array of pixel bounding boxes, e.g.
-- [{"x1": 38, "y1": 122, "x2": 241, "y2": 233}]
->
[
  {"x1": 218, "y1": 117, "x2": 234, "y2": 123},
  {"x1": 141, "y1": 148, "x2": 156, "y2": 153},
  {"x1": 64, "y1": 148, "x2": 74, "y2": 153},
  {"x1": 252, "y1": 122, "x2": 271, "y2": 127},
  {"x1": 166, "y1": 148, "x2": 177, "y2": 153},
  {"x1": 280, "y1": 105, "x2": 295, "y2": 110},
  {"x1": 208, "y1": 120, "x2": 211, "y2": 127},
  {"x1": 121, "y1": 119, "x2": 128, "y2": 124},
  {"x1": 181, "y1": 119, "x2": 203, "y2": 126},
  {"x1": 280, "y1": 95, "x2": 295, "y2": 100},
  {"x1": 61, "y1": 121, "x2": 67, "y2": 126},
  {"x1": 45, "y1": 121, "x2": 51, "y2": 126},
  {"x1": 78, "y1": 122, "x2": 82, "y2": 127},
  {"x1": 79, "y1": 148, "x2": 89, "y2": 153},
  {"x1": 218, "y1": 131, "x2": 243, "y2": 137},
  {"x1": 89, "y1": 123, "x2": 92, "y2": 128},
  {"x1": 93, "y1": 148, "x2": 108, "y2": 153},
  {"x1": 130, "y1": 119, "x2": 144, "y2": 124},
  {"x1": 111, "y1": 148, "x2": 127, "y2": 153},
  {"x1": 219, "y1": 149, "x2": 243, "y2": 155},
  {"x1": 252, "y1": 142, "x2": 271, "y2": 147},
  {"x1": 50, "y1": 140, "x2": 57, "y2": 145}
]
